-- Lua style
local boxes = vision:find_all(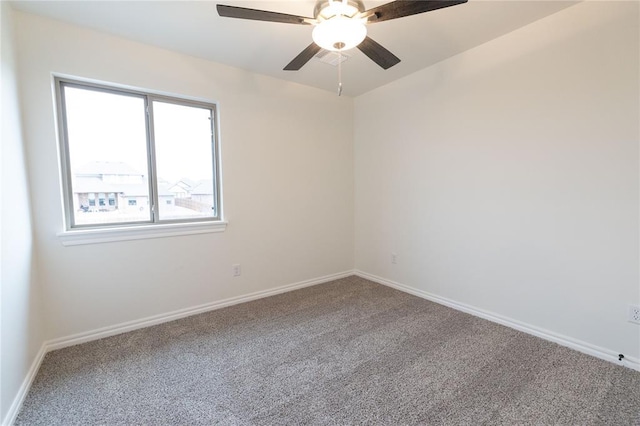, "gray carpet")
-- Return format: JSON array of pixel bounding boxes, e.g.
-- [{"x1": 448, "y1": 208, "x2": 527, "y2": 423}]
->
[{"x1": 15, "y1": 276, "x2": 640, "y2": 425}]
